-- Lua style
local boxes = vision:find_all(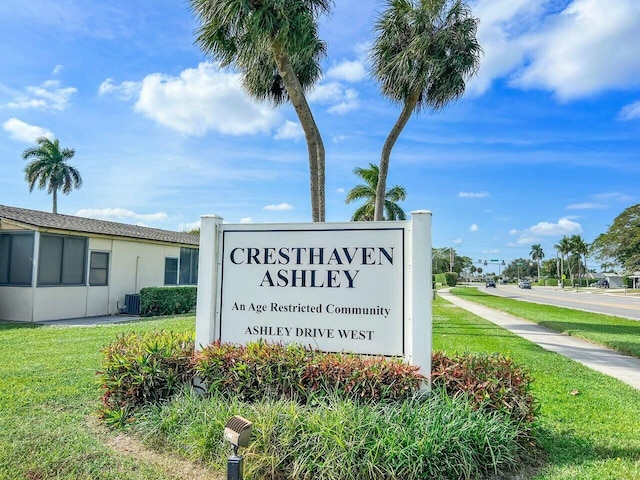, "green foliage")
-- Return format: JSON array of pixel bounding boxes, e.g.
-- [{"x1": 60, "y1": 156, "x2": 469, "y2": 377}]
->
[
  {"x1": 97, "y1": 330, "x2": 195, "y2": 418},
  {"x1": 194, "y1": 340, "x2": 422, "y2": 403},
  {"x1": 444, "y1": 272, "x2": 458, "y2": 287},
  {"x1": 140, "y1": 286, "x2": 197, "y2": 316},
  {"x1": 431, "y1": 352, "x2": 536, "y2": 424},
  {"x1": 545, "y1": 278, "x2": 558, "y2": 286},
  {"x1": 345, "y1": 162, "x2": 407, "y2": 221},
  {"x1": 591, "y1": 203, "x2": 640, "y2": 272},
  {"x1": 136, "y1": 389, "x2": 532, "y2": 480}
]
